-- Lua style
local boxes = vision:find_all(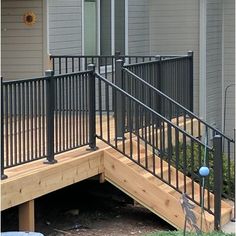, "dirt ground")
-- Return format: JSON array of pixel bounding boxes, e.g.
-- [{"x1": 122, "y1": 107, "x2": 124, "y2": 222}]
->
[{"x1": 1, "y1": 179, "x2": 174, "y2": 236}]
